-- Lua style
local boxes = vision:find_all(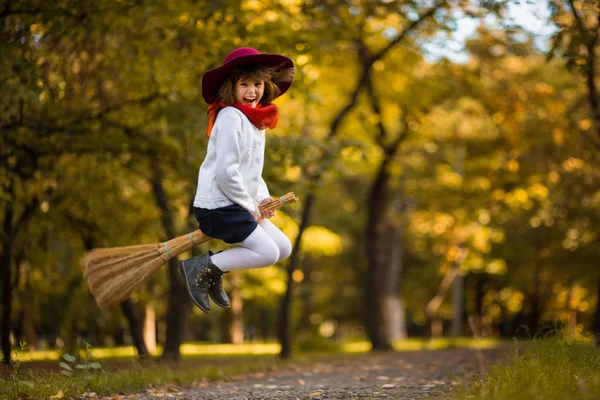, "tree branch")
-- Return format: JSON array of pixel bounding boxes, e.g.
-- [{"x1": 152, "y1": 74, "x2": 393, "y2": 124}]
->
[
  {"x1": 426, "y1": 246, "x2": 470, "y2": 318},
  {"x1": 365, "y1": 60, "x2": 410, "y2": 155},
  {"x1": 372, "y1": 1, "x2": 446, "y2": 63},
  {"x1": 364, "y1": 60, "x2": 387, "y2": 146},
  {"x1": 567, "y1": 0, "x2": 588, "y2": 35},
  {"x1": 329, "y1": 1, "x2": 446, "y2": 141}
]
